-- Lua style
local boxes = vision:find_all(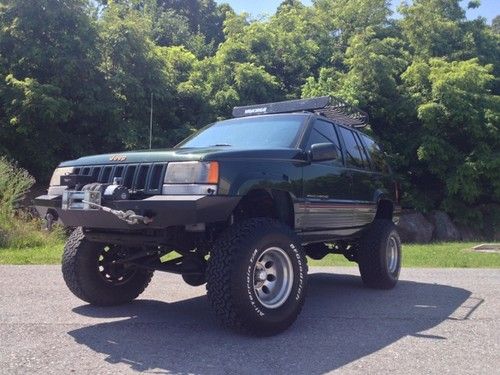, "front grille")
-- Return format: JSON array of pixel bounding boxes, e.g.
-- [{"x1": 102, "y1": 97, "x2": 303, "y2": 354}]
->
[{"x1": 74, "y1": 163, "x2": 167, "y2": 194}]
